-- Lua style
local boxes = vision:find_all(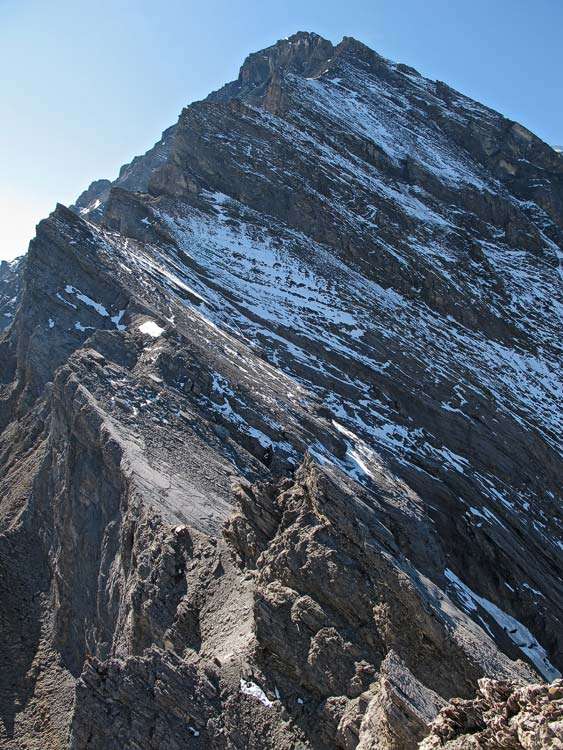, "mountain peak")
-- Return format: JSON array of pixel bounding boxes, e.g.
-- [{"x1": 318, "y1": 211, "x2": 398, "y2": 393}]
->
[
  {"x1": 238, "y1": 31, "x2": 334, "y2": 83},
  {"x1": 206, "y1": 32, "x2": 394, "y2": 109},
  {"x1": 207, "y1": 31, "x2": 335, "y2": 102}
]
